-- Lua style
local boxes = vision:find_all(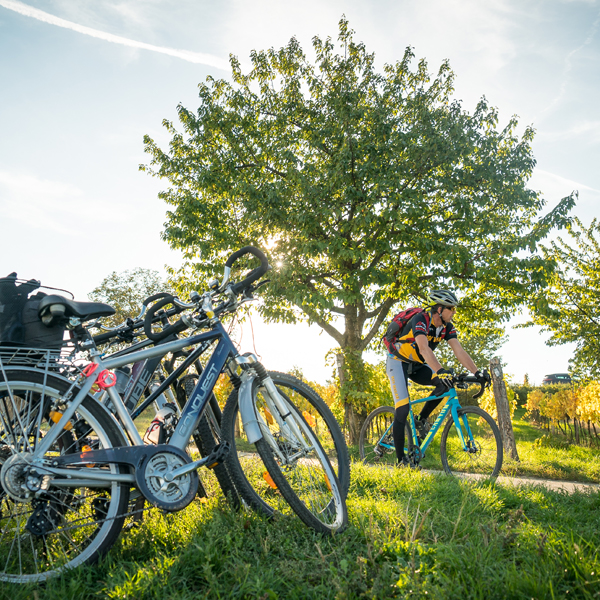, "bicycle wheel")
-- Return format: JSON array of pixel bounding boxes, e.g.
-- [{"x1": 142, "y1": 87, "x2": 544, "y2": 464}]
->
[
  {"x1": 0, "y1": 370, "x2": 130, "y2": 583},
  {"x1": 176, "y1": 376, "x2": 239, "y2": 507},
  {"x1": 359, "y1": 406, "x2": 413, "y2": 466},
  {"x1": 439, "y1": 406, "x2": 503, "y2": 478},
  {"x1": 222, "y1": 372, "x2": 349, "y2": 519}
]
